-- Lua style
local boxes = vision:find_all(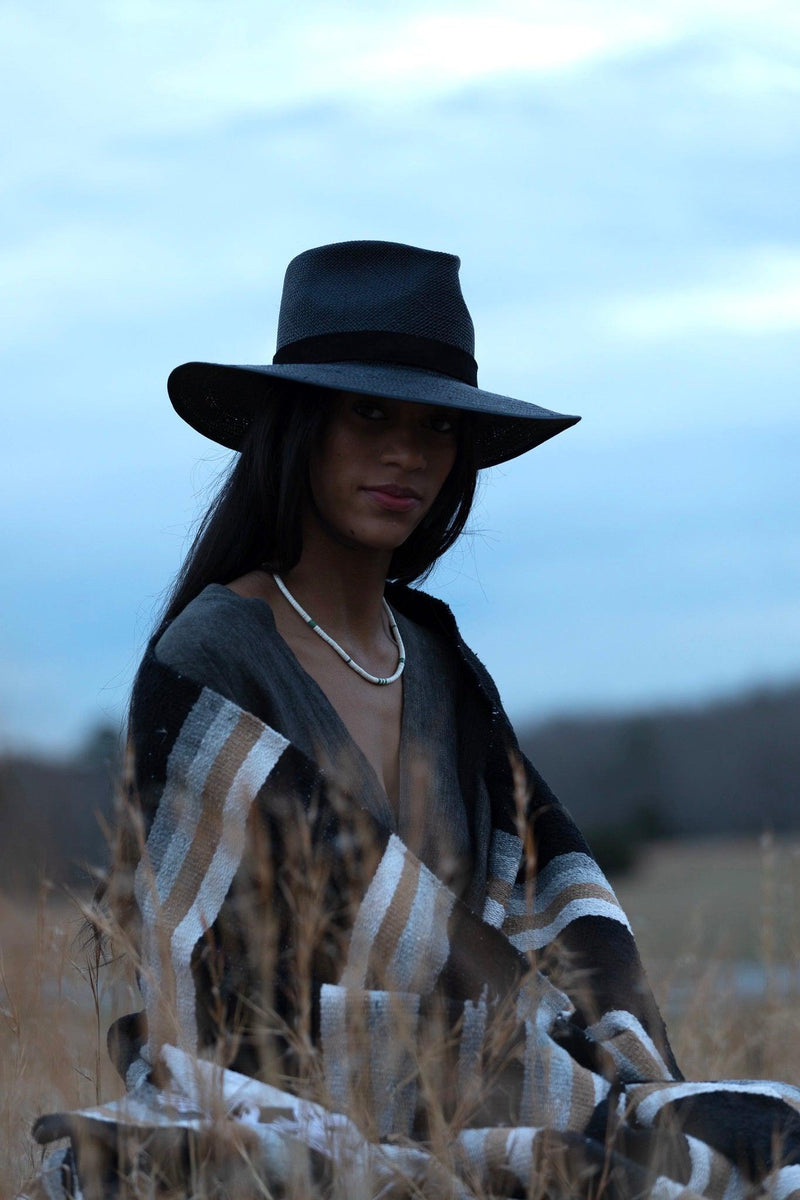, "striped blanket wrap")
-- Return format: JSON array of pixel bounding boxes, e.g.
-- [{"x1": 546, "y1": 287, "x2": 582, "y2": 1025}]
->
[{"x1": 31, "y1": 641, "x2": 800, "y2": 1199}]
